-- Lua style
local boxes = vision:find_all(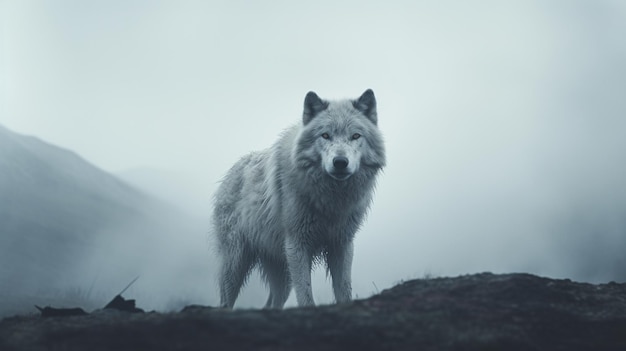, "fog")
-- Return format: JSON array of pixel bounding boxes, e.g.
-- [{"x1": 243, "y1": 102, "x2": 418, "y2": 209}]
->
[{"x1": 2, "y1": 1, "x2": 626, "y2": 310}]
